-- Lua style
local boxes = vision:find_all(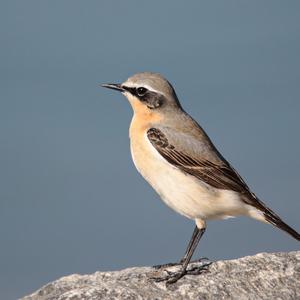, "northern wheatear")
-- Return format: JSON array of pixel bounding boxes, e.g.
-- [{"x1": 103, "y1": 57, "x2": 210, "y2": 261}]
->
[{"x1": 102, "y1": 72, "x2": 300, "y2": 284}]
